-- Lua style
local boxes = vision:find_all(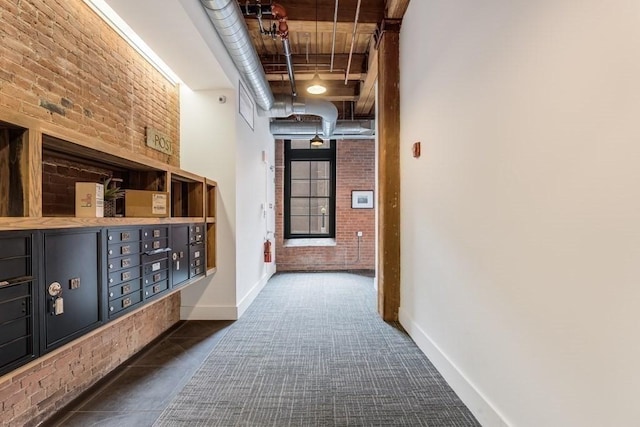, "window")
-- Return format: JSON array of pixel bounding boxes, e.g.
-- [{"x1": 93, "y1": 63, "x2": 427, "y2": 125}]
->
[{"x1": 284, "y1": 139, "x2": 336, "y2": 238}]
